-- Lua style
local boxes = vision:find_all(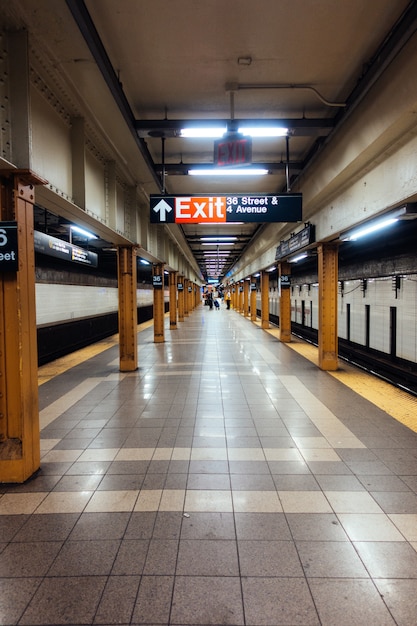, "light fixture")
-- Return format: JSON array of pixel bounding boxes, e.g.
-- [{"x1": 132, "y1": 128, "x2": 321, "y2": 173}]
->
[
  {"x1": 200, "y1": 236, "x2": 237, "y2": 241},
  {"x1": 70, "y1": 225, "x2": 98, "y2": 239},
  {"x1": 289, "y1": 252, "x2": 308, "y2": 263},
  {"x1": 202, "y1": 242, "x2": 235, "y2": 246},
  {"x1": 180, "y1": 126, "x2": 287, "y2": 139},
  {"x1": 341, "y1": 217, "x2": 398, "y2": 241},
  {"x1": 189, "y1": 168, "x2": 268, "y2": 176},
  {"x1": 180, "y1": 127, "x2": 227, "y2": 138},
  {"x1": 341, "y1": 204, "x2": 417, "y2": 241}
]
